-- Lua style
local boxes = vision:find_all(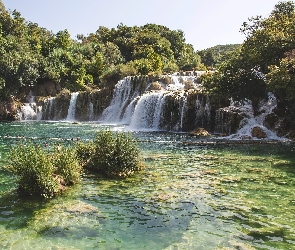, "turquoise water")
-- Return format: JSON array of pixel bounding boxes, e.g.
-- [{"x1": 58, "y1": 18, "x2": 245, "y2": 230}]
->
[{"x1": 0, "y1": 121, "x2": 294, "y2": 249}]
